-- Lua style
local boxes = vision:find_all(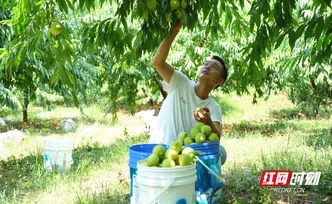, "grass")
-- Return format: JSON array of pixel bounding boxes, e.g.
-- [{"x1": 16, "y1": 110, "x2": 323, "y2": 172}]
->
[
  {"x1": 0, "y1": 132, "x2": 148, "y2": 204},
  {"x1": 214, "y1": 92, "x2": 332, "y2": 203},
  {"x1": 0, "y1": 92, "x2": 331, "y2": 204}
]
